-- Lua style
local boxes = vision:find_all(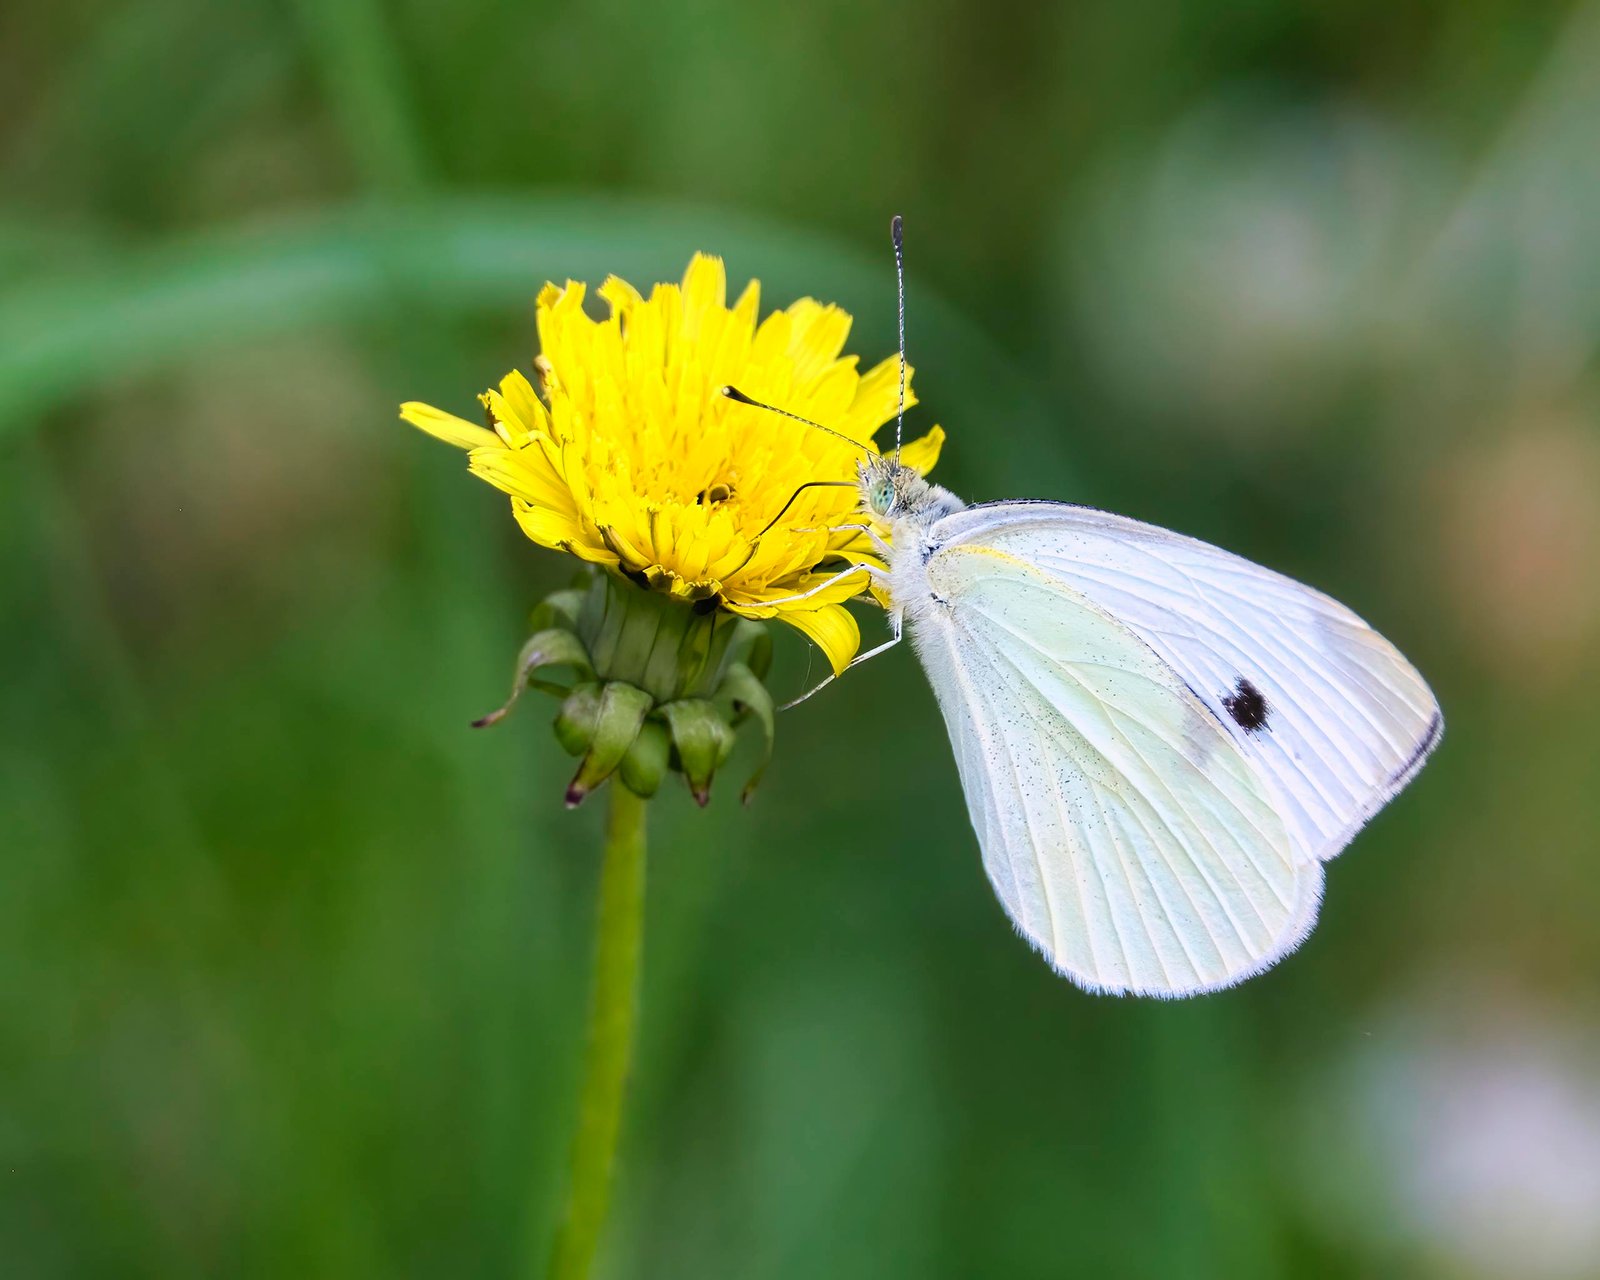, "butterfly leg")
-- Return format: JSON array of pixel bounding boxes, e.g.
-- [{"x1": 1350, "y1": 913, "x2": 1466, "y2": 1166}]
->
[
  {"x1": 790, "y1": 522, "x2": 894, "y2": 560},
  {"x1": 750, "y1": 561, "x2": 886, "y2": 609},
  {"x1": 780, "y1": 610, "x2": 903, "y2": 710}
]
